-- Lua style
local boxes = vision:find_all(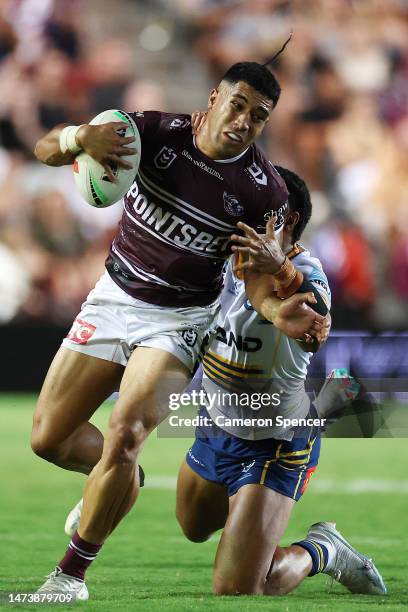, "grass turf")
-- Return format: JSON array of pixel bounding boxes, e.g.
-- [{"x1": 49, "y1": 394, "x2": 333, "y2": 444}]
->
[{"x1": 1, "y1": 393, "x2": 408, "y2": 610}]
